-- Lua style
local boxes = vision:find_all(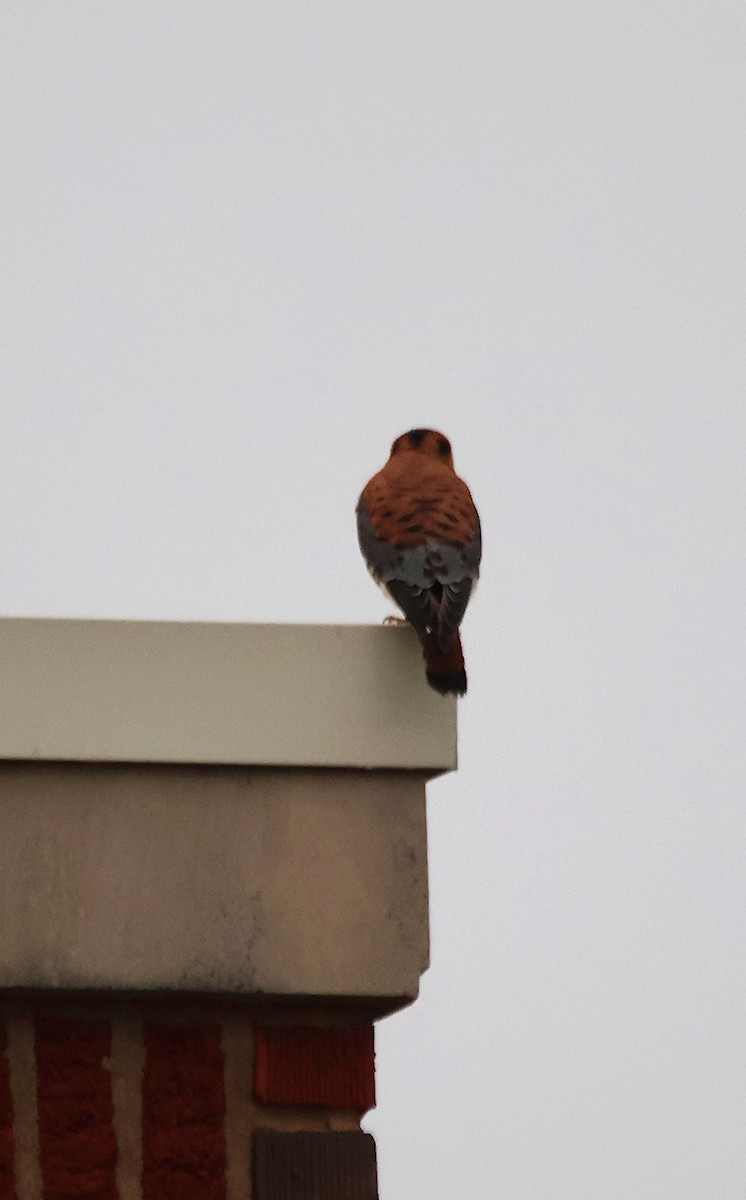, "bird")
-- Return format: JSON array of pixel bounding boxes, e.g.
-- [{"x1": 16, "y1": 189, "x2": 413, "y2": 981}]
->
[{"x1": 357, "y1": 428, "x2": 481, "y2": 696}]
